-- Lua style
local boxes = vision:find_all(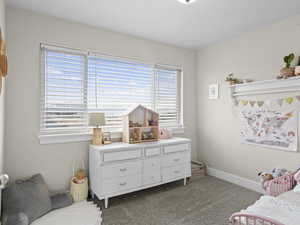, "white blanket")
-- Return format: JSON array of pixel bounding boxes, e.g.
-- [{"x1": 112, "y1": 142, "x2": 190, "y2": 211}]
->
[
  {"x1": 240, "y1": 196, "x2": 300, "y2": 225},
  {"x1": 32, "y1": 201, "x2": 102, "y2": 225}
]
